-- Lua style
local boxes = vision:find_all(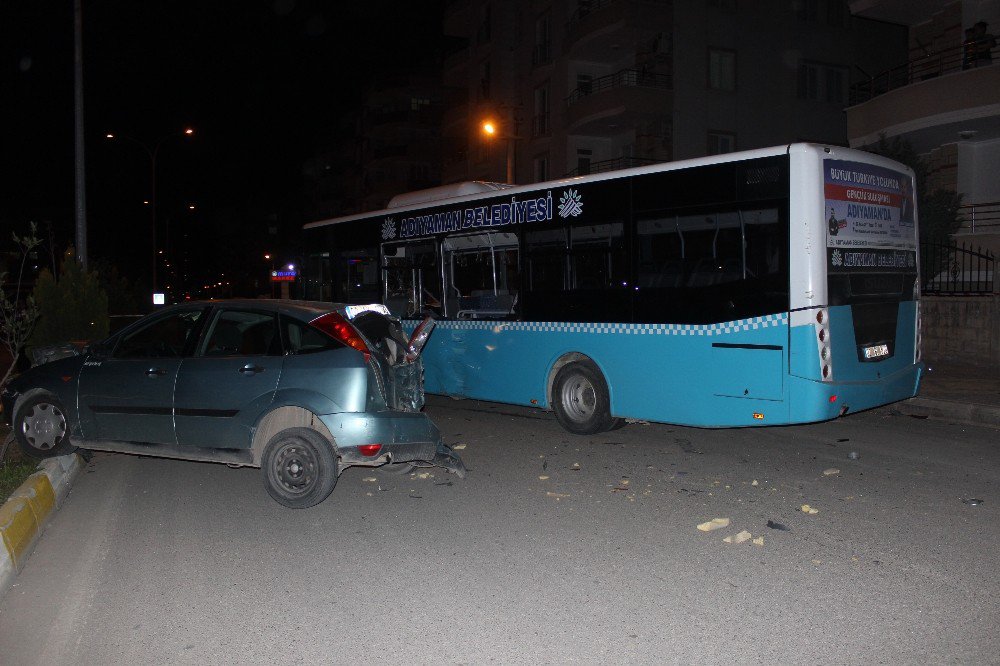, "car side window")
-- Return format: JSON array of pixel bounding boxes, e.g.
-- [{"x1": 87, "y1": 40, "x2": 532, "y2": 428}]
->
[
  {"x1": 114, "y1": 310, "x2": 206, "y2": 359},
  {"x1": 202, "y1": 310, "x2": 280, "y2": 357},
  {"x1": 281, "y1": 315, "x2": 344, "y2": 355}
]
